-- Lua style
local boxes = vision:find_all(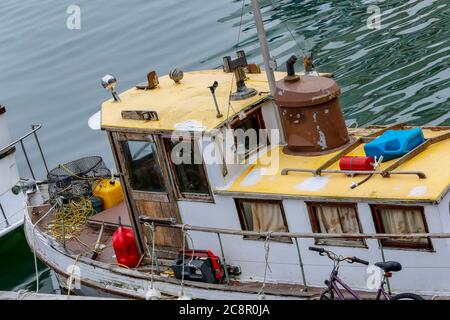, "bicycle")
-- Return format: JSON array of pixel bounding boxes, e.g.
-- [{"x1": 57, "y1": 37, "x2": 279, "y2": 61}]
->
[{"x1": 309, "y1": 246, "x2": 424, "y2": 300}]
